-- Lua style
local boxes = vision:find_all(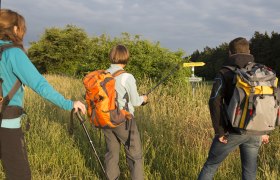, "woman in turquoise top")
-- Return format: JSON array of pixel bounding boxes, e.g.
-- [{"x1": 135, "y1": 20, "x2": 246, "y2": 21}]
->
[{"x1": 0, "y1": 9, "x2": 86, "y2": 179}]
